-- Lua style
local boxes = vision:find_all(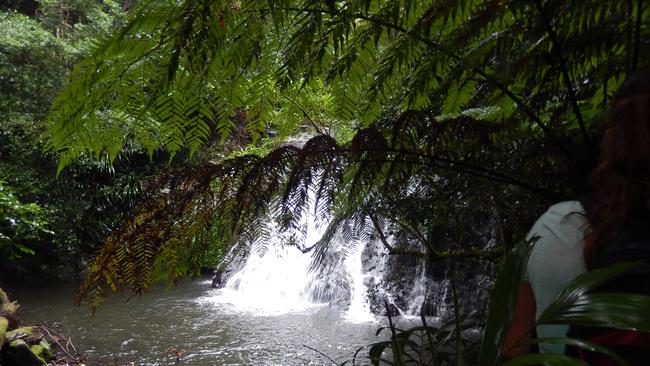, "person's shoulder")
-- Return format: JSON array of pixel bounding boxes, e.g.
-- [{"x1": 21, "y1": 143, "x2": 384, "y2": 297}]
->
[
  {"x1": 546, "y1": 200, "x2": 585, "y2": 217},
  {"x1": 527, "y1": 201, "x2": 586, "y2": 239}
]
